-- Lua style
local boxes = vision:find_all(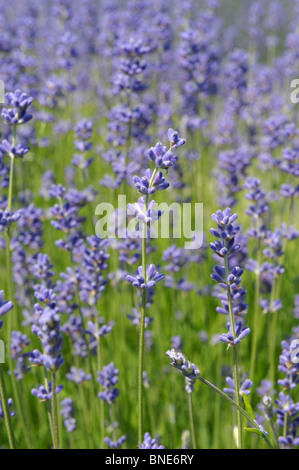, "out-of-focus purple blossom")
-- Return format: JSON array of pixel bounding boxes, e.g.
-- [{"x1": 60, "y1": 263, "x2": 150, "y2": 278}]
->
[
  {"x1": 0, "y1": 398, "x2": 15, "y2": 419},
  {"x1": 97, "y1": 362, "x2": 120, "y2": 404},
  {"x1": 0, "y1": 210, "x2": 21, "y2": 232},
  {"x1": 140, "y1": 432, "x2": 164, "y2": 449},
  {"x1": 0, "y1": 290, "x2": 13, "y2": 331},
  {"x1": 104, "y1": 436, "x2": 126, "y2": 449},
  {"x1": 223, "y1": 376, "x2": 253, "y2": 396},
  {"x1": 61, "y1": 398, "x2": 76, "y2": 432},
  {"x1": 66, "y1": 367, "x2": 92, "y2": 385},
  {"x1": 127, "y1": 308, "x2": 153, "y2": 328}
]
